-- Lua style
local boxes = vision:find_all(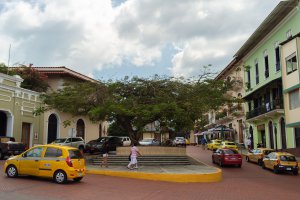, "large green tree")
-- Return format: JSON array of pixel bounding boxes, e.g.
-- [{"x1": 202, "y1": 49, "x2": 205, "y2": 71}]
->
[{"x1": 41, "y1": 75, "x2": 232, "y2": 143}]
